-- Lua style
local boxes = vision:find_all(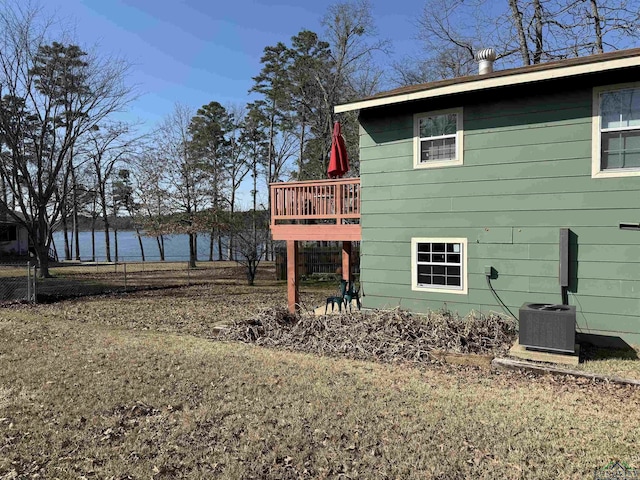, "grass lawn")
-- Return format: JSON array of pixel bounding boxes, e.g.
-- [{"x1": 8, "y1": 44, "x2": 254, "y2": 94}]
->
[
  {"x1": 575, "y1": 344, "x2": 640, "y2": 381},
  {"x1": 1, "y1": 266, "x2": 640, "y2": 478}
]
